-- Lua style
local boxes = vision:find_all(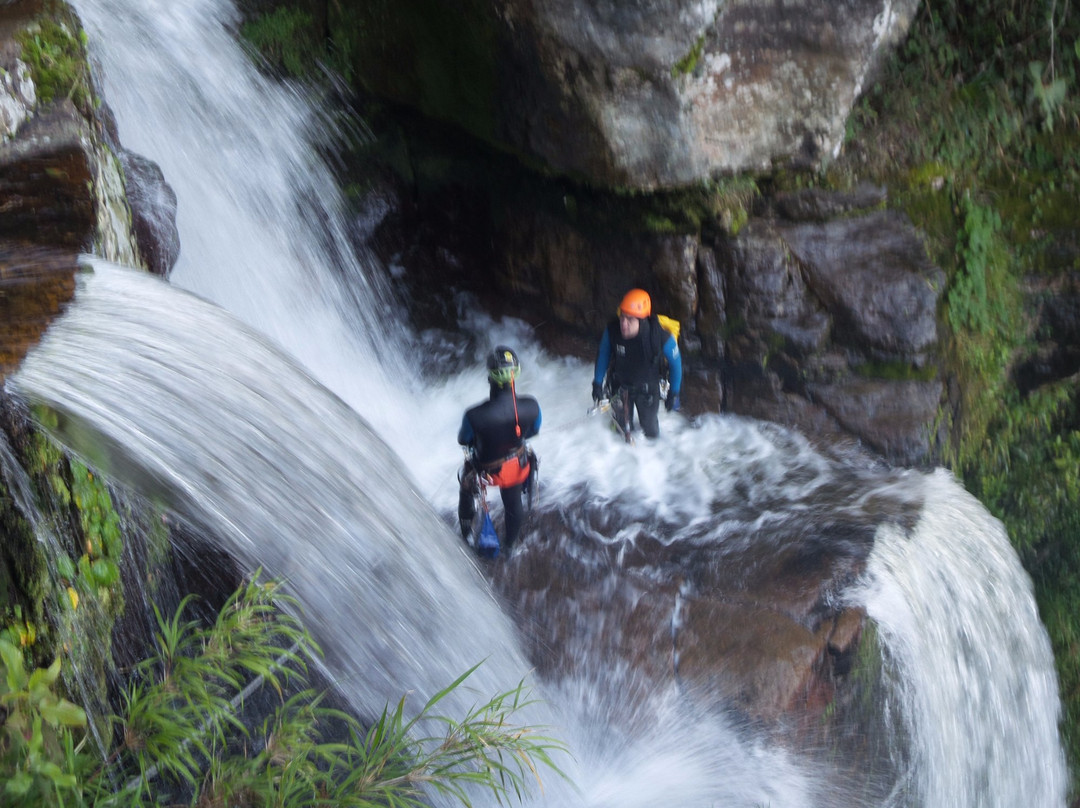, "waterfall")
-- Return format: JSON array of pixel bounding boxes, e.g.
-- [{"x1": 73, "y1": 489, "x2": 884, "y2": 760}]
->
[
  {"x1": 7, "y1": 0, "x2": 1064, "y2": 805},
  {"x1": 11, "y1": 261, "x2": 534, "y2": 728},
  {"x1": 858, "y1": 470, "x2": 1067, "y2": 807}
]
